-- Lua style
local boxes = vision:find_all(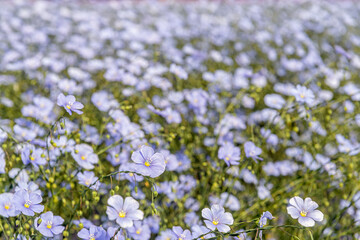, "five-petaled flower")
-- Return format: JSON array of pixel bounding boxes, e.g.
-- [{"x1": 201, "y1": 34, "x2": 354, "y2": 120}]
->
[
  {"x1": 13, "y1": 190, "x2": 44, "y2": 216},
  {"x1": 244, "y1": 141, "x2": 263, "y2": 162},
  {"x1": 202, "y1": 204, "x2": 234, "y2": 233},
  {"x1": 287, "y1": 196, "x2": 324, "y2": 227},
  {"x1": 218, "y1": 142, "x2": 241, "y2": 166},
  {"x1": 35, "y1": 211, "x2": 65, "y2": 237},
  {"x1": 0, "y1": 193, "x2": 20, "y2": 218},
  {"x1": 106, "y1": 195, "x2": 144, "y2": 228},
  {"x1": 57, "y1": 93, "x2": 84, "y2": 115},
  {"x1": 131, "y1": 145, "x2": 166, "y2": 178}
]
